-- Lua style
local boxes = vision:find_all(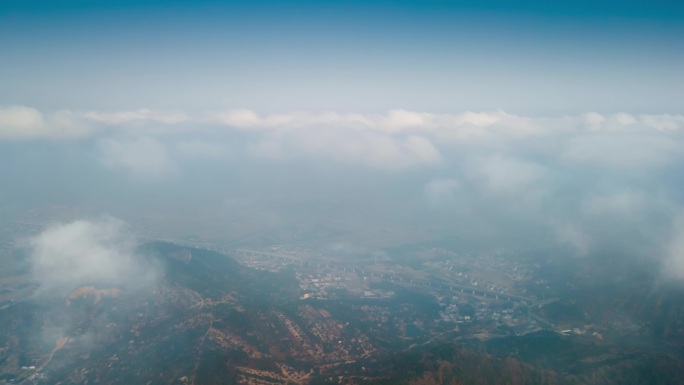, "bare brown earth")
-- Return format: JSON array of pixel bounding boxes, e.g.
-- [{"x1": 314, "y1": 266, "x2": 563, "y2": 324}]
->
[{"x1": 66, "y1": 286, "x2": 122, "y2": 305}]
